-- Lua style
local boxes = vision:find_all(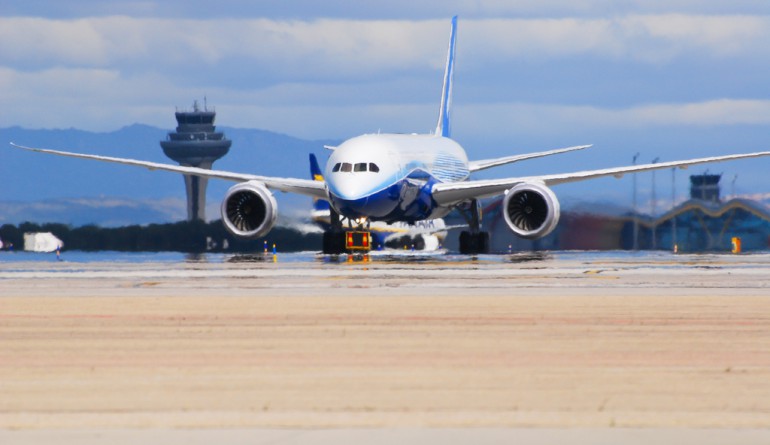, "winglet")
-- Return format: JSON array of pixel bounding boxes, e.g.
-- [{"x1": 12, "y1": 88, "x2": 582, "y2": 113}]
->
[{"x1": 435, "y1": 16, "x2": 458, "y2": 138}]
